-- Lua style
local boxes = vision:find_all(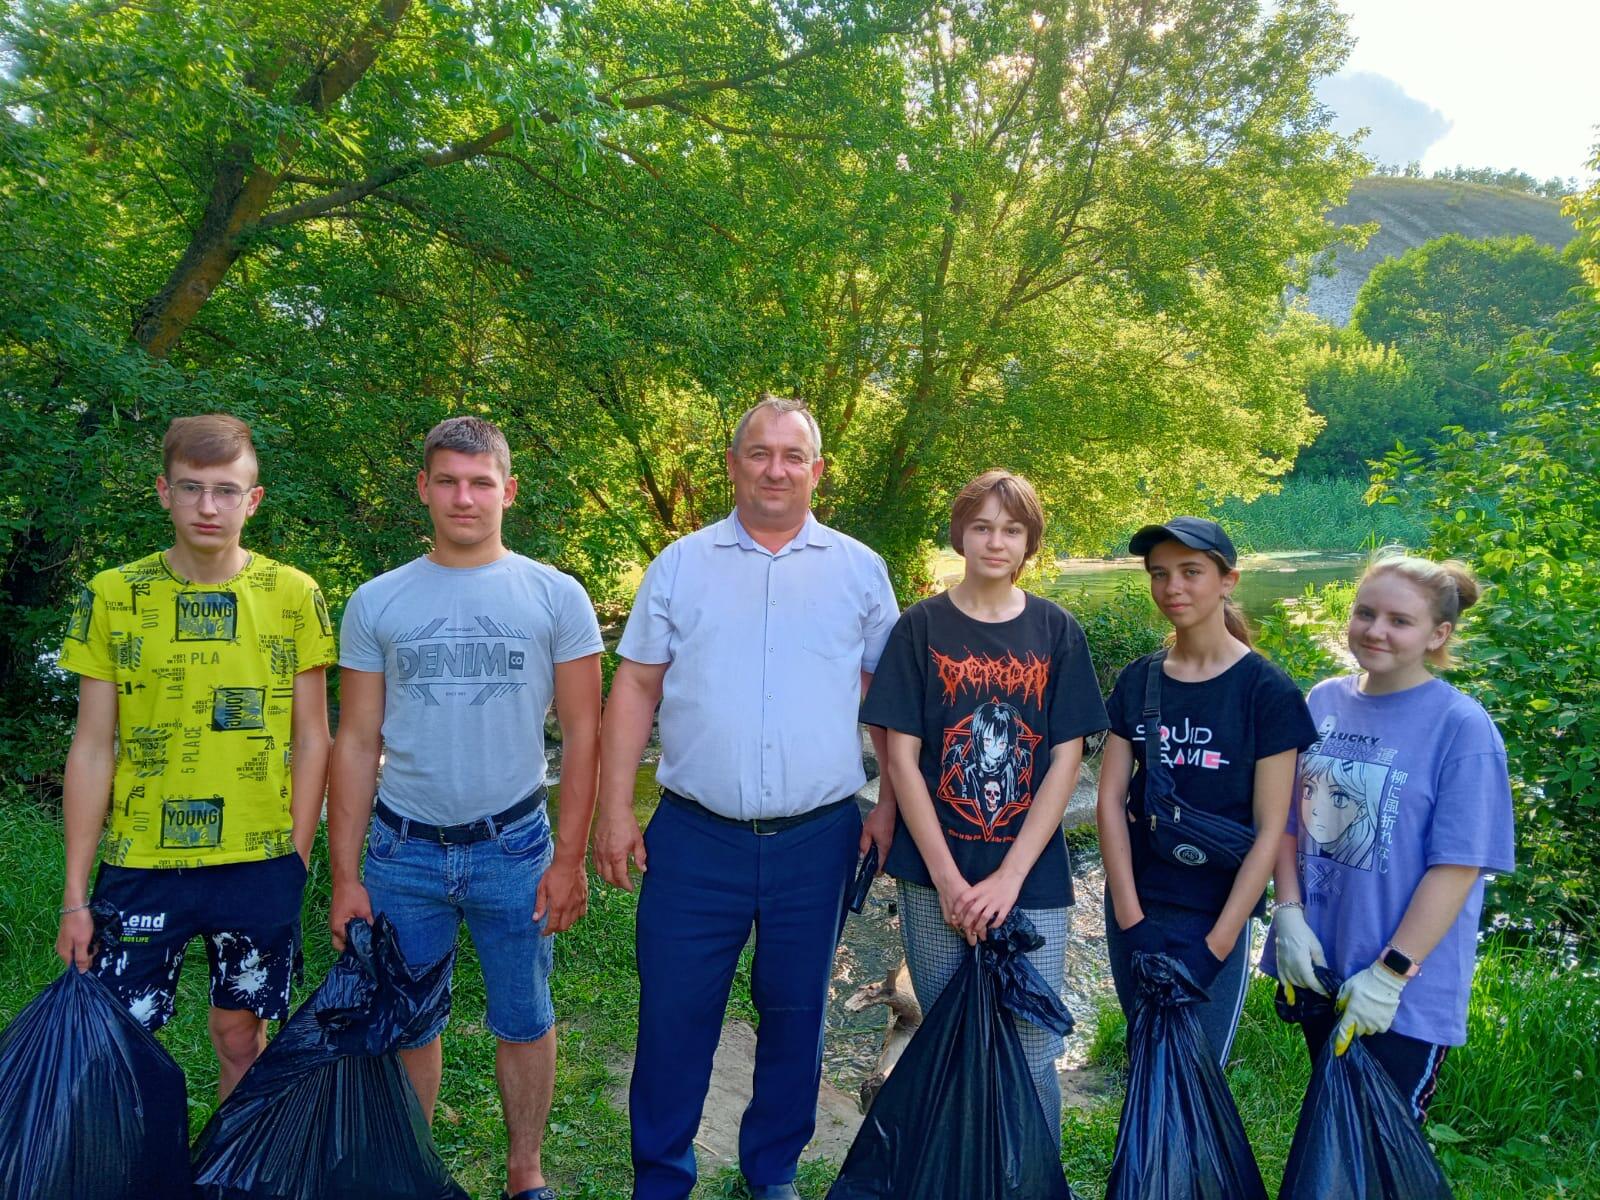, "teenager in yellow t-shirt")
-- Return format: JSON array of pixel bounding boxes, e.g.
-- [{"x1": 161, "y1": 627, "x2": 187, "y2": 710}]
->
[{"x1": 54, "y1": 414, "x2": 334, "y2": 1099}]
